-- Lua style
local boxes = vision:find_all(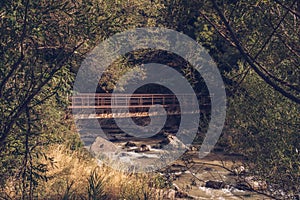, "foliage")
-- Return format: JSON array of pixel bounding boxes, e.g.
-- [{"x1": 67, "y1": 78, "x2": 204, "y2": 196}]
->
[
  {"x1": 197, "y1": 1, "x2": 299, "y2": 197},
  {"x1": 119, "y1": 174, "x2": 156, "y2": 200},
  {"x1": 0, "y1": 0, "x2": 299, "y2": 199},
  {"x1": 226, "y1": 67, "x2": 300, "y2": 197},
  {"x1": 86, "y1": 169, "x2": 107, "y2": 200},
  {"x1": 200, "y1": 0, "x2": 300, "y2": 103},
  {"x1": 0, "y1": 0, "x2": 101, "y2": 197}
]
